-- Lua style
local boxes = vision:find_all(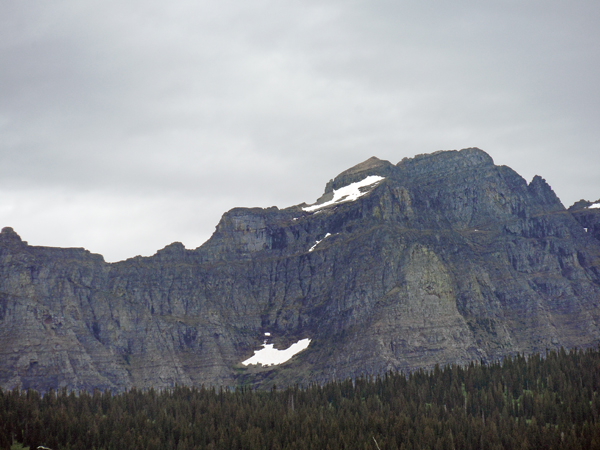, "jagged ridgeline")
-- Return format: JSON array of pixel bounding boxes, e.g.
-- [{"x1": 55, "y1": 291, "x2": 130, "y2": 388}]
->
[{"x1": 1, "y1": 148, "x2": 600, "y2": 393}]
